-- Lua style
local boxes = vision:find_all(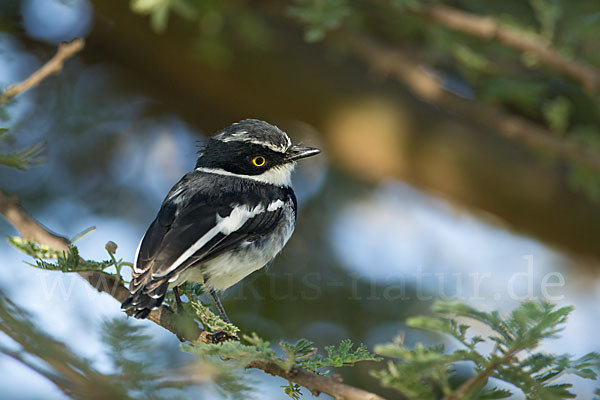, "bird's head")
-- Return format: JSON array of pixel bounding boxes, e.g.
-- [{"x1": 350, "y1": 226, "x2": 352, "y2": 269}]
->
[{"x1": 196, "y1": 119, "x2": 321, "y2": 186}]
